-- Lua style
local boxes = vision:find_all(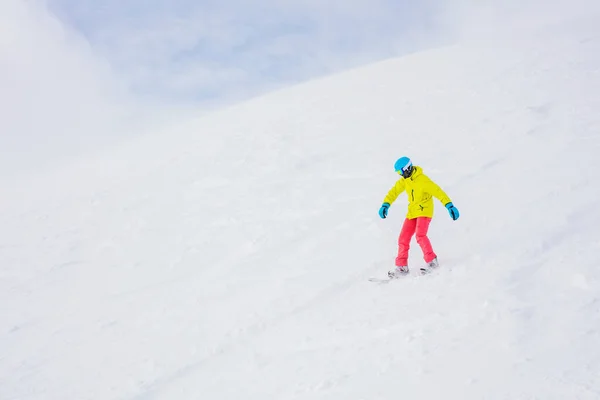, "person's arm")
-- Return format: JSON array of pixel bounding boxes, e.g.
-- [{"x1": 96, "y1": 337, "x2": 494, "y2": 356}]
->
[
  {"x1": 379, "y1": 179, "x2": 406, "y2": 219},
  {"x1": 422, "y1": 176, "x2": 451, "y2": 206},
  {"x1": 383, "y1": 179, "x2": 406, "y2": 205},
  {"x1": 423, "y1": 176, "x2": 459, "y2": 220}
]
